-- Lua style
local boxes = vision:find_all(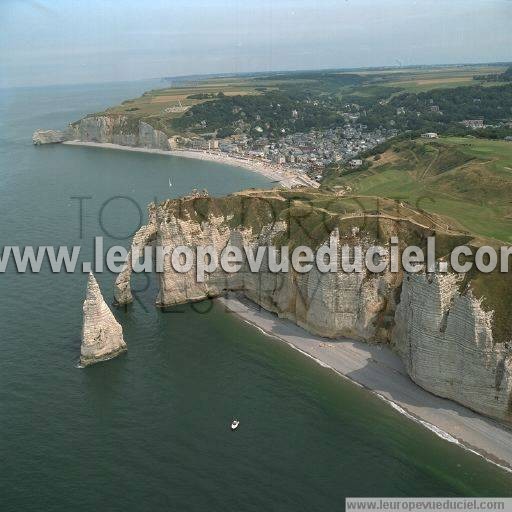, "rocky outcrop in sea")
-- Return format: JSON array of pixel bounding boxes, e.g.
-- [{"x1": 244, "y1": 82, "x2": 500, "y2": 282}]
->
[
  {"x1": 32, "y1": 129, "x2": 67, "y2": 145},
  {"x1": 81, "y1": 272, "x2": 127, "y2": 366}
]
